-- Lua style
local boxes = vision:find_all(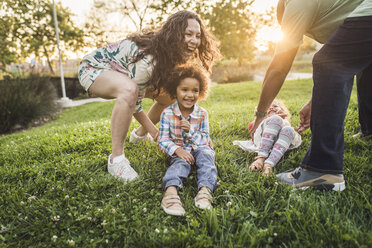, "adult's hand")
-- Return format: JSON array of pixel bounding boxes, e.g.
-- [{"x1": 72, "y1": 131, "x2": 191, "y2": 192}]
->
[
  {"x1": 297, "y1": 99, "x2": 312, "y2": 133},
  {"x1": 249, "y1": 116, "x2": 266, "y2": 142},
  {"x1": 174, "y1": 148, "x2": 194, "y2": 164}
]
